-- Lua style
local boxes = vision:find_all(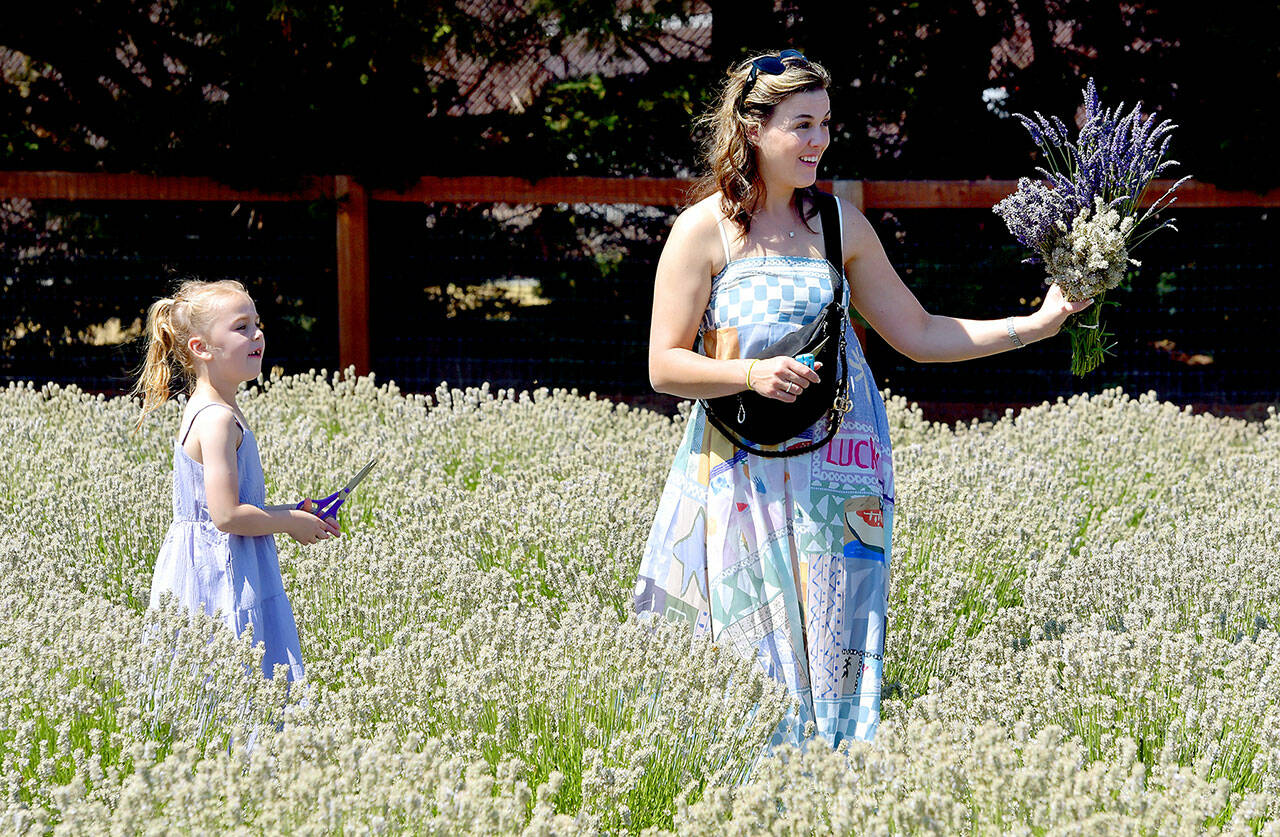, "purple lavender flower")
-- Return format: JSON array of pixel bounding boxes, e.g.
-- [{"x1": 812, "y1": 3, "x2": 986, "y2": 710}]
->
[
  {"x1": 993, "y1": 178, "x2": 1073, "y2": 256},
  {"x1": 998, "y1": 78, "x2": 1190, "y2": 377},
  {"x1": 1007, "y1": 78, "x2": 1189, "y2": 249}
]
